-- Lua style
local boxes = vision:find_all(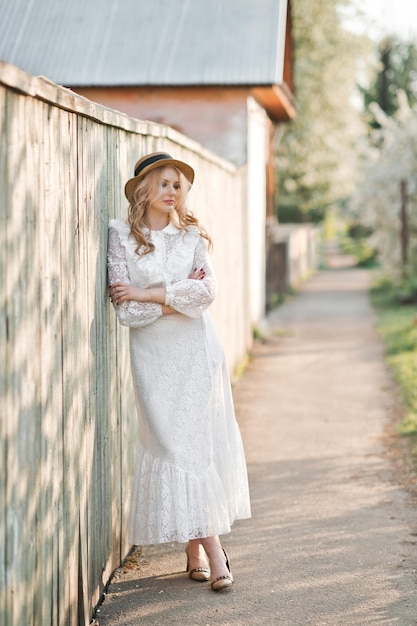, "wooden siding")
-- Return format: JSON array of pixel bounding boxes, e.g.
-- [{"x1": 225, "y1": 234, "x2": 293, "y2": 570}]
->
[{"x1": 0, "y1": 61, "x2": 251, "y2": 626}]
